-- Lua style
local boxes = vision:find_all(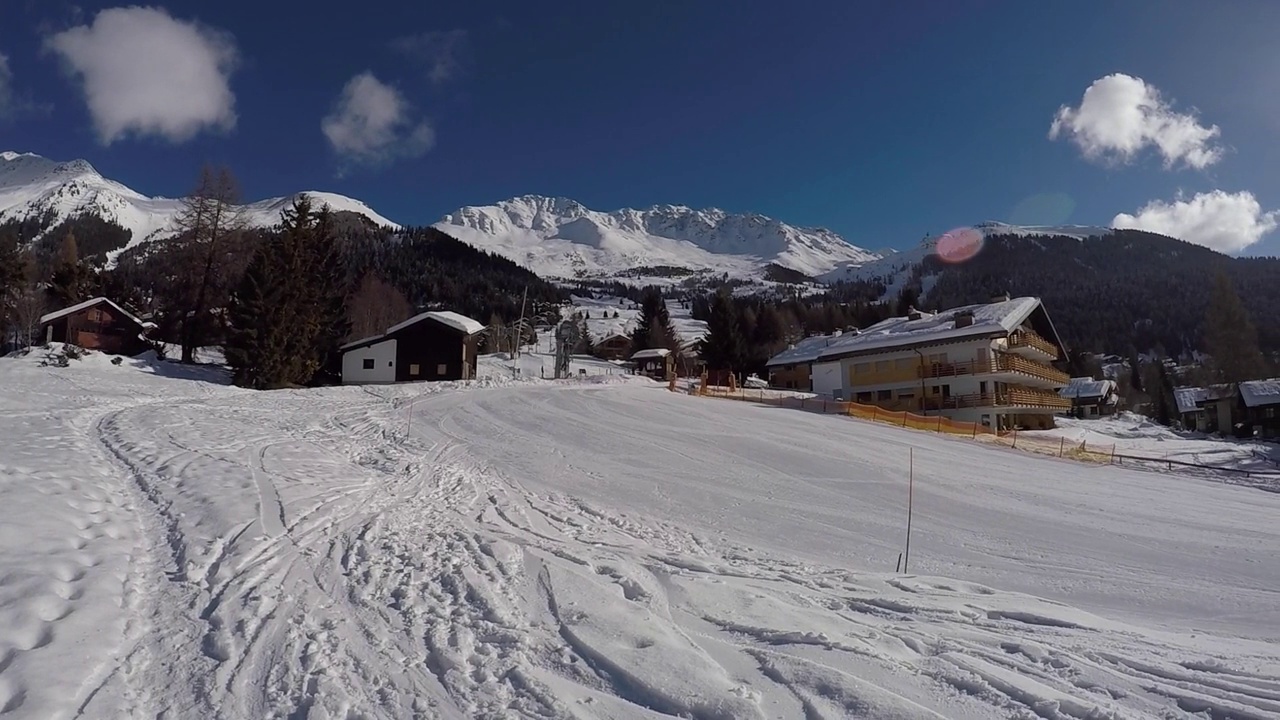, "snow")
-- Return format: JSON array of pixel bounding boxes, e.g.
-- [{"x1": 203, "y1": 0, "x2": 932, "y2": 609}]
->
[
  {"x1": 570, "y1": 294, "x2": 708, "y2": 347},
  {"x1": 0, "y1": 152, "x2": 398, "y2": 262},
  {"x1": 630, "y1": 348, "x2": 670, "y2": 359},
  {"x1": 38, "y1": 296, "x2": 147, "y2": 327},
  {"x1": 1058, "y1": 376, "x2": 1116, "y2": 400},
  {"x1": 1, "y1": 347, "x2": 1278, "y2": 718},
  {"x1": 1240, "y1": 378, "x2": 1280, "y2": 408},
  {"x1": 435, "y1": 195, "x2": 879, "y2": 282},
  {"x1": 383, "y1": 310, "x2": 485, "y2": 337},
  {"x1": 1173, "y1": 386, "x2": 1207, "y2": 415},
  {"x1": 1027, "y1": 411, "x2": 1280, "y2": 475},
  {"x1": 766, "y1": 332, "x2": 847, "y2": 367},
  {"x1": 973, "y1": 221, "x2": 1112, "y2": 240},
  {"x1": 817, "y1": 296, "x2": 1043, "y2": 360}
]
